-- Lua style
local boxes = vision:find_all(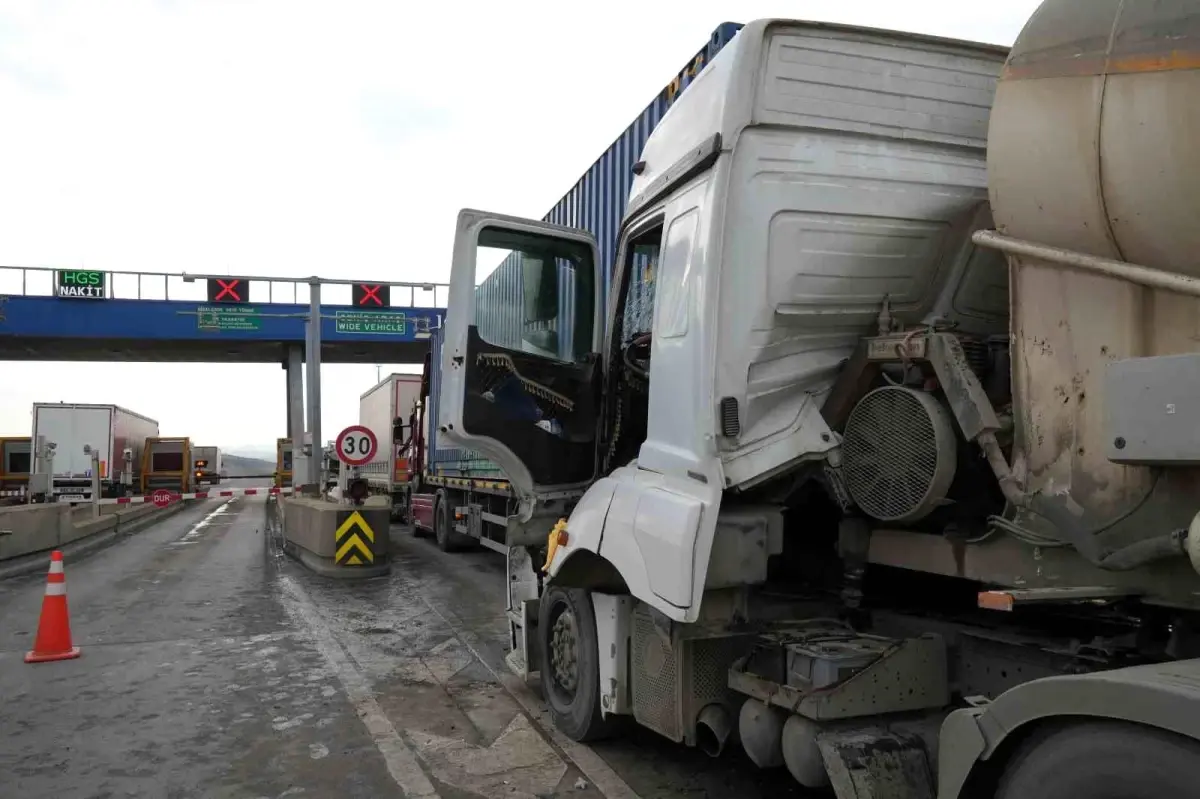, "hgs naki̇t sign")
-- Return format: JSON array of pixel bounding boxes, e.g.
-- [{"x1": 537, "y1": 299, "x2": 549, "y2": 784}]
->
[{"x1": 55, "y1": 270, "x2": 107, "y2": 299}]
